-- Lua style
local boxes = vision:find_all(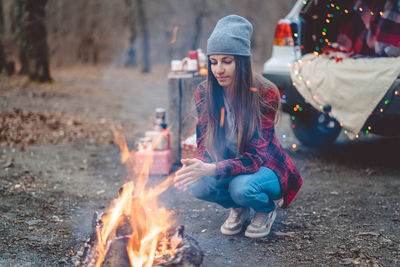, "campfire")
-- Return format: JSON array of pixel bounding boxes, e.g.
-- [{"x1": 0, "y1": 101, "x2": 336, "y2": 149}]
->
[{"x1": 75, "y1": 131, "x2": 203, "y2": 267}]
